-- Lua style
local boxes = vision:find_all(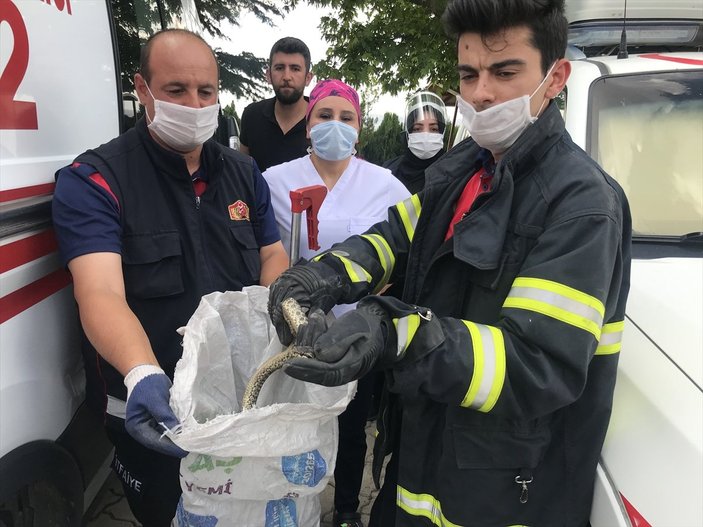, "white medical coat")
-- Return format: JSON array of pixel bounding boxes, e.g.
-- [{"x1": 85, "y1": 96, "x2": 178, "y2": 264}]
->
[{"x1": 263, "y1": 155, "x2": 411, "y2": 317}]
